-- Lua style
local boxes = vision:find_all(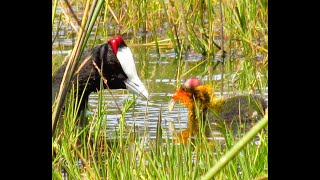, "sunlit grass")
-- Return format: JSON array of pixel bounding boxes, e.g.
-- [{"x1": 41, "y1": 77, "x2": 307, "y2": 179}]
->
[
  {"x1": 52, "y1": 0, "x2": 268, "y2": 179},
  {"x1": 52, "y1": 87, "x2": 268, "y2": 179},
  {"x1": 52, "y1": 0, "x2": 268, "y2": 92}
]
